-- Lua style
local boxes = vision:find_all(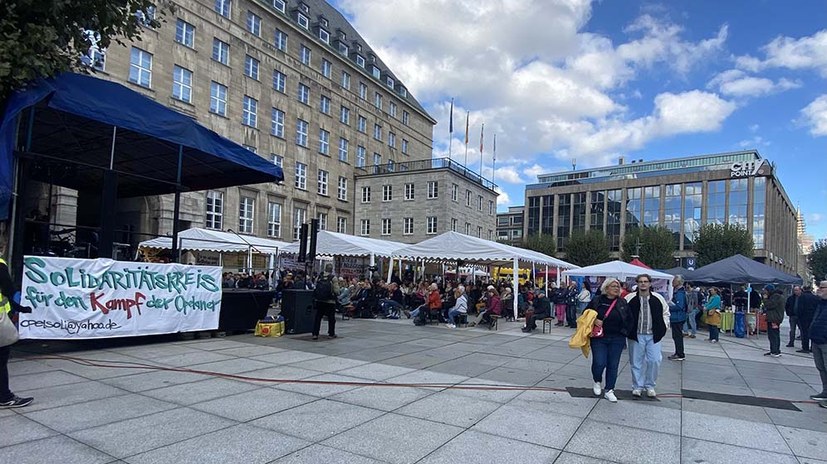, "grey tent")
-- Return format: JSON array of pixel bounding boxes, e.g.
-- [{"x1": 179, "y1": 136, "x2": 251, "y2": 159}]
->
[
  {"x1": 660, "y1": 266, "x2": 690, "y2": 276},
  {"x1": 684, "y1": 254, "x2": 802, "y2": 285}
]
